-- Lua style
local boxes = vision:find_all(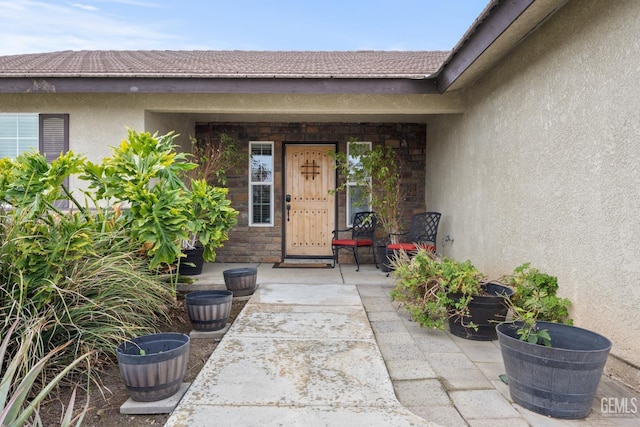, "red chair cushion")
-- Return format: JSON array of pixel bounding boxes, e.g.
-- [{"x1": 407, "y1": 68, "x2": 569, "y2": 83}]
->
[
  {"x1": 332, "y1": 239, "x2": 373, "y2": 247},
  {"x1": 387, "y1": 243, "x2": 435, "y2": 252}
]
